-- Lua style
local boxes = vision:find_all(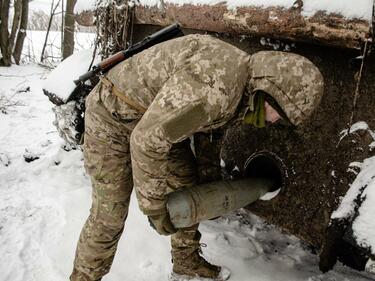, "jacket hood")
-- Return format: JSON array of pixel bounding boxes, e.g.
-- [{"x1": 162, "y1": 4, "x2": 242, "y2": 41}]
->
[{"x1": 247, "y1": 51, "x2": 324, "y2": 125}]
